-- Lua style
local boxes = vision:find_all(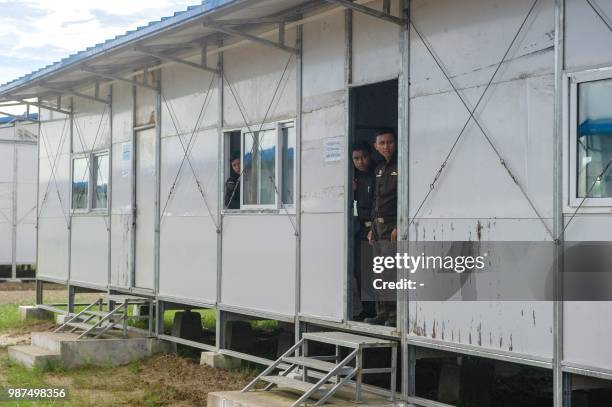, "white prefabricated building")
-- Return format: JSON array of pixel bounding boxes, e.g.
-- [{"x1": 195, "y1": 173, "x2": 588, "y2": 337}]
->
[
  {"x1": 0, "y1": 0, "x2": 611, "y2": 405},
  {"x1": 0, "y1": 118, "x2": 37, "y2": 281}
]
